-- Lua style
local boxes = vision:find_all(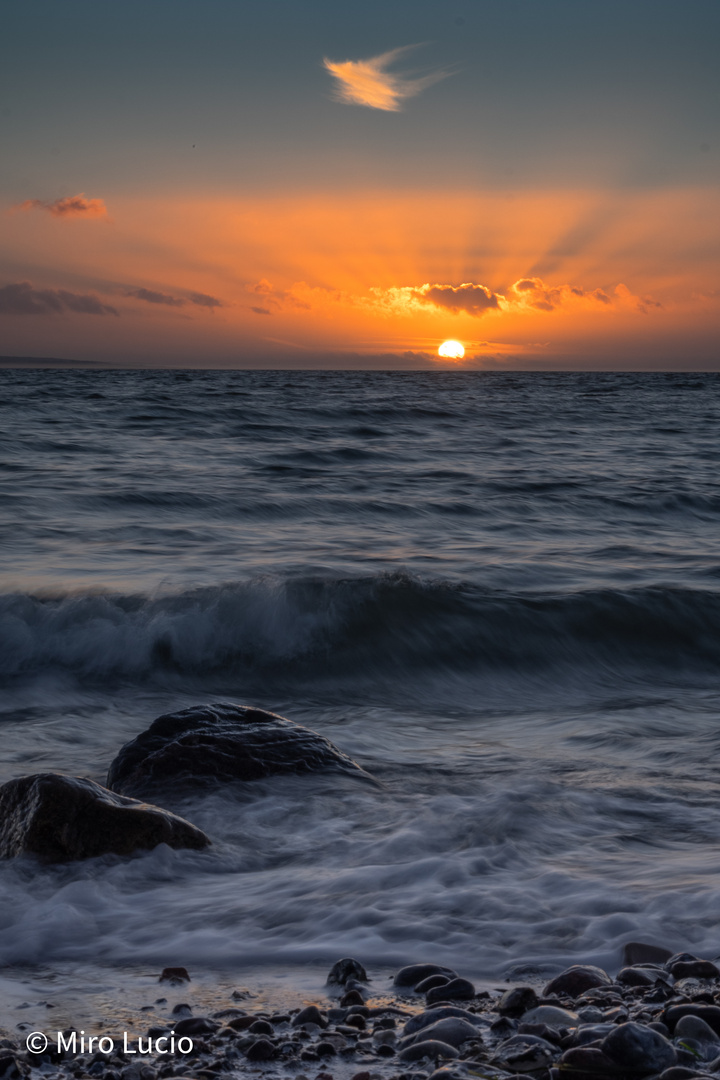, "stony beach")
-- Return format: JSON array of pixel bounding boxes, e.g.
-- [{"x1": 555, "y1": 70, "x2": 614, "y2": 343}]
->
[{"x1": 3, "y1": 949, "x2": 720, "y2": 1080}]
